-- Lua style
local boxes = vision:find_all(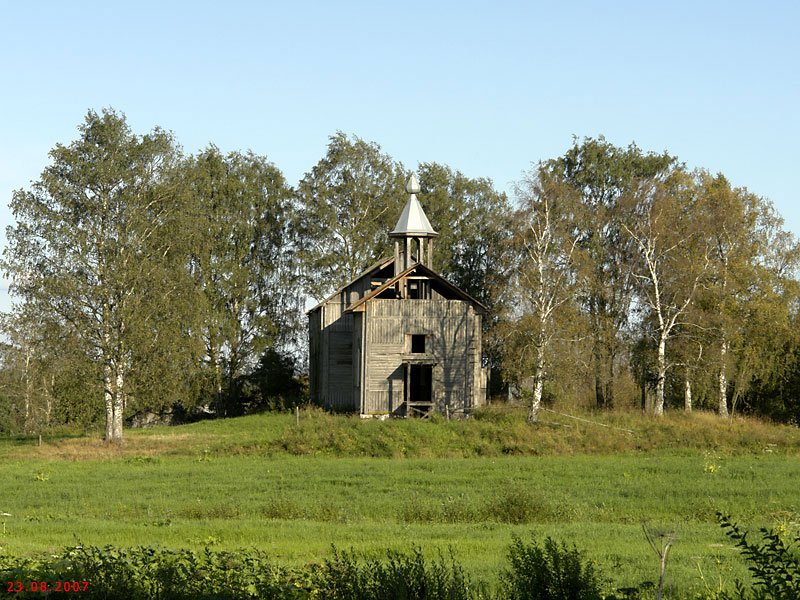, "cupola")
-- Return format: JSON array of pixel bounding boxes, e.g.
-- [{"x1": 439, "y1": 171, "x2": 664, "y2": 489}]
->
[{"x1": 390, "y1": 173, "x2": 438, "y2": 272}]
